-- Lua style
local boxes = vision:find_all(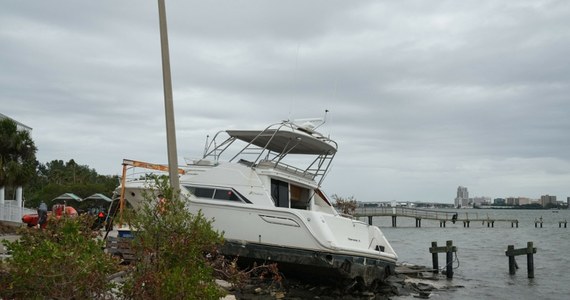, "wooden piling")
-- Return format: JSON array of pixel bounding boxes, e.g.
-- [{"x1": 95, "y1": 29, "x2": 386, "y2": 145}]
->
[
  {"x1": 429, "y1": 240, "x2": 457, "y2": 279},
  {"x1": 431, "y1": 241, "x2": 439, "y2": 274},
  {"x1": 368, "y1": 216, "x2": 373, "y2": 225},
  {"x1": 507, "y1": 245, "x2": 516, "y2": 275},
  {"x1": 527, "y1": 242, "x2": 534, "y2": 279},
  {"x1": 391, "y1": 215, "x2": 397, "y2": 227},
  {"x1": 415, "y1": 218, "x2": 422, "y2": 228},
  {"x1": 505, "y1": 241, "x2": 537, "y2": 278},
  {"x1": 445, "y1": 240, "x2": 453, "y2": 278}
]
